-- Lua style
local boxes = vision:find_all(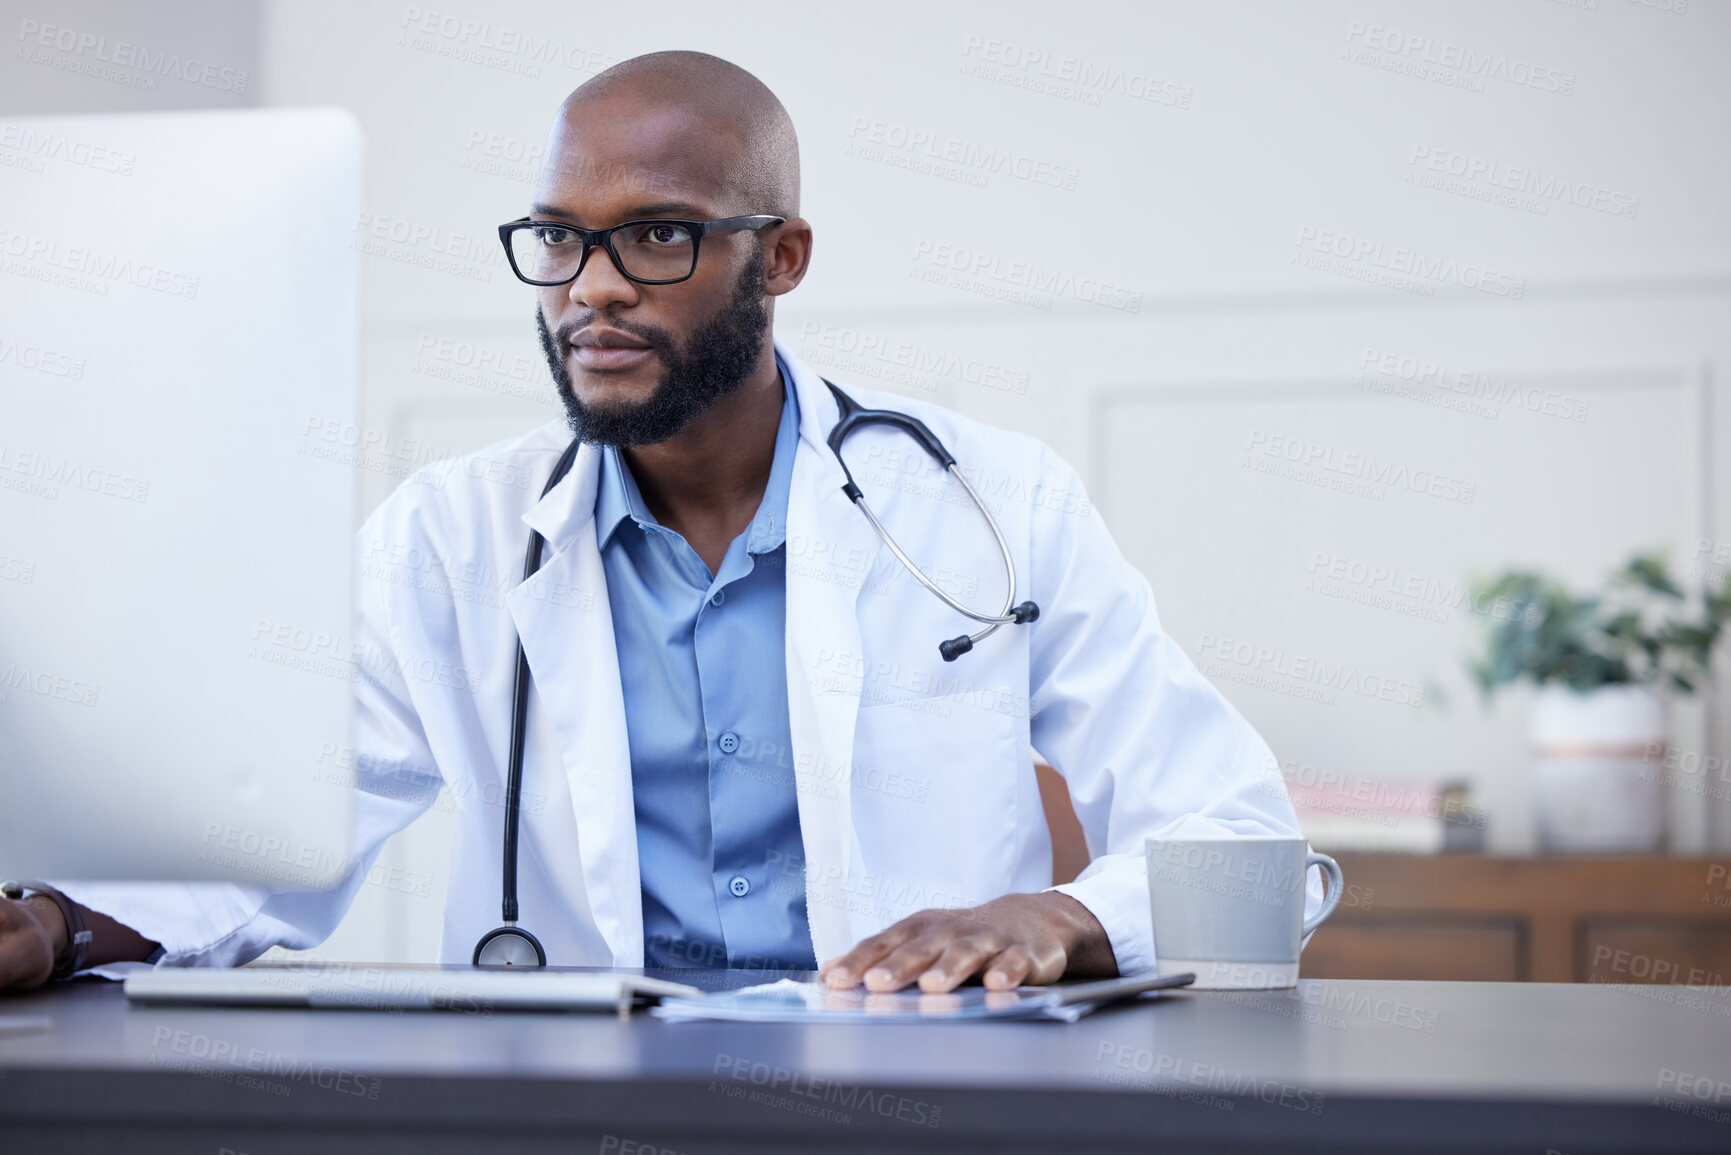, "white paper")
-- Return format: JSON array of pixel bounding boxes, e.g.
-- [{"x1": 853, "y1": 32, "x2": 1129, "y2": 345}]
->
[{"x1": 76, "y1": 960, "x2": 156, "y2": 982}]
